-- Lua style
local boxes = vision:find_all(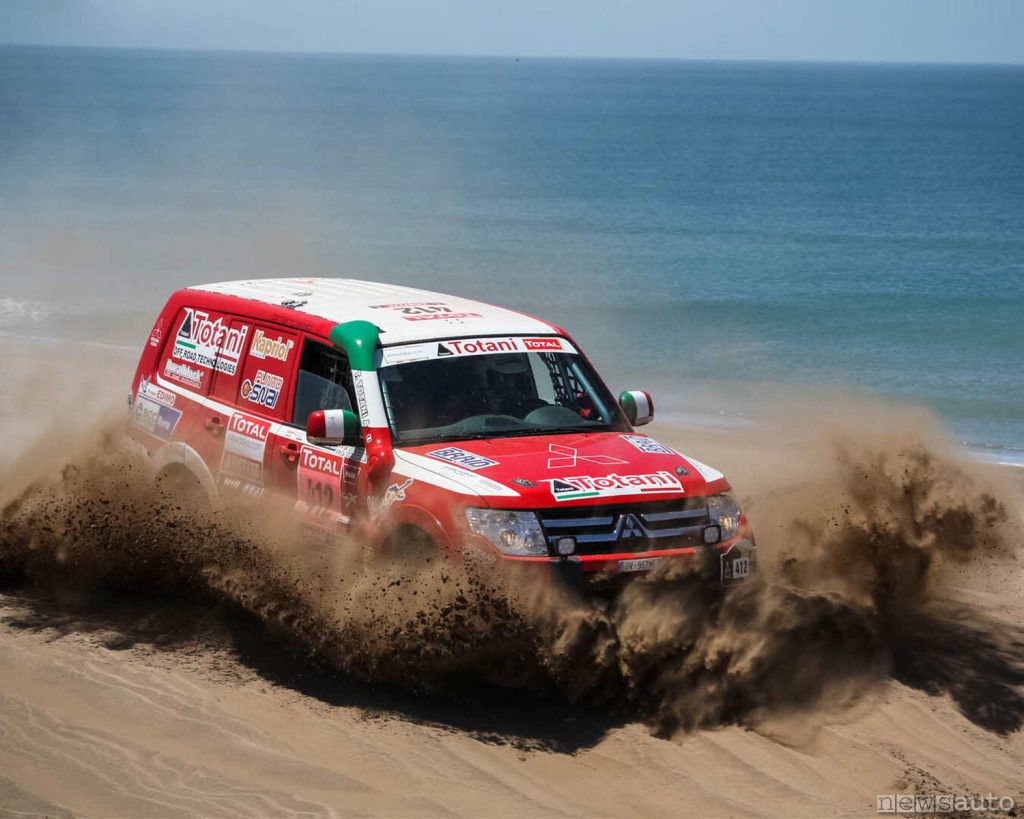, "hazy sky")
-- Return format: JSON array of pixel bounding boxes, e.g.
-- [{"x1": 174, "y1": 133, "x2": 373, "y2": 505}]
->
[{"x1": 2, "y1": 0, "x2": 1023, "y2": 63}]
